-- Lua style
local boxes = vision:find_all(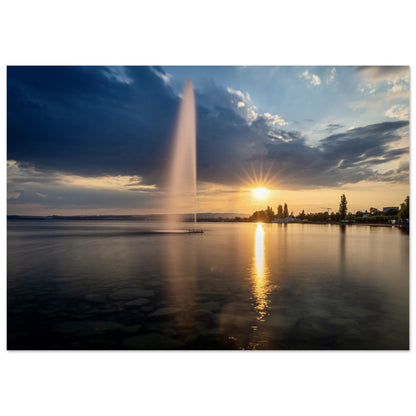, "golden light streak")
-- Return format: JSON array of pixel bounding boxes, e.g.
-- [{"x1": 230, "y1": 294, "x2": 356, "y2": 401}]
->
[
  {"x1": 251, "y1": 223, "x2": 271, "y2": 321},
  {"x1": 255, "y1": 223, "x2": 265, "y2": 276}
]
